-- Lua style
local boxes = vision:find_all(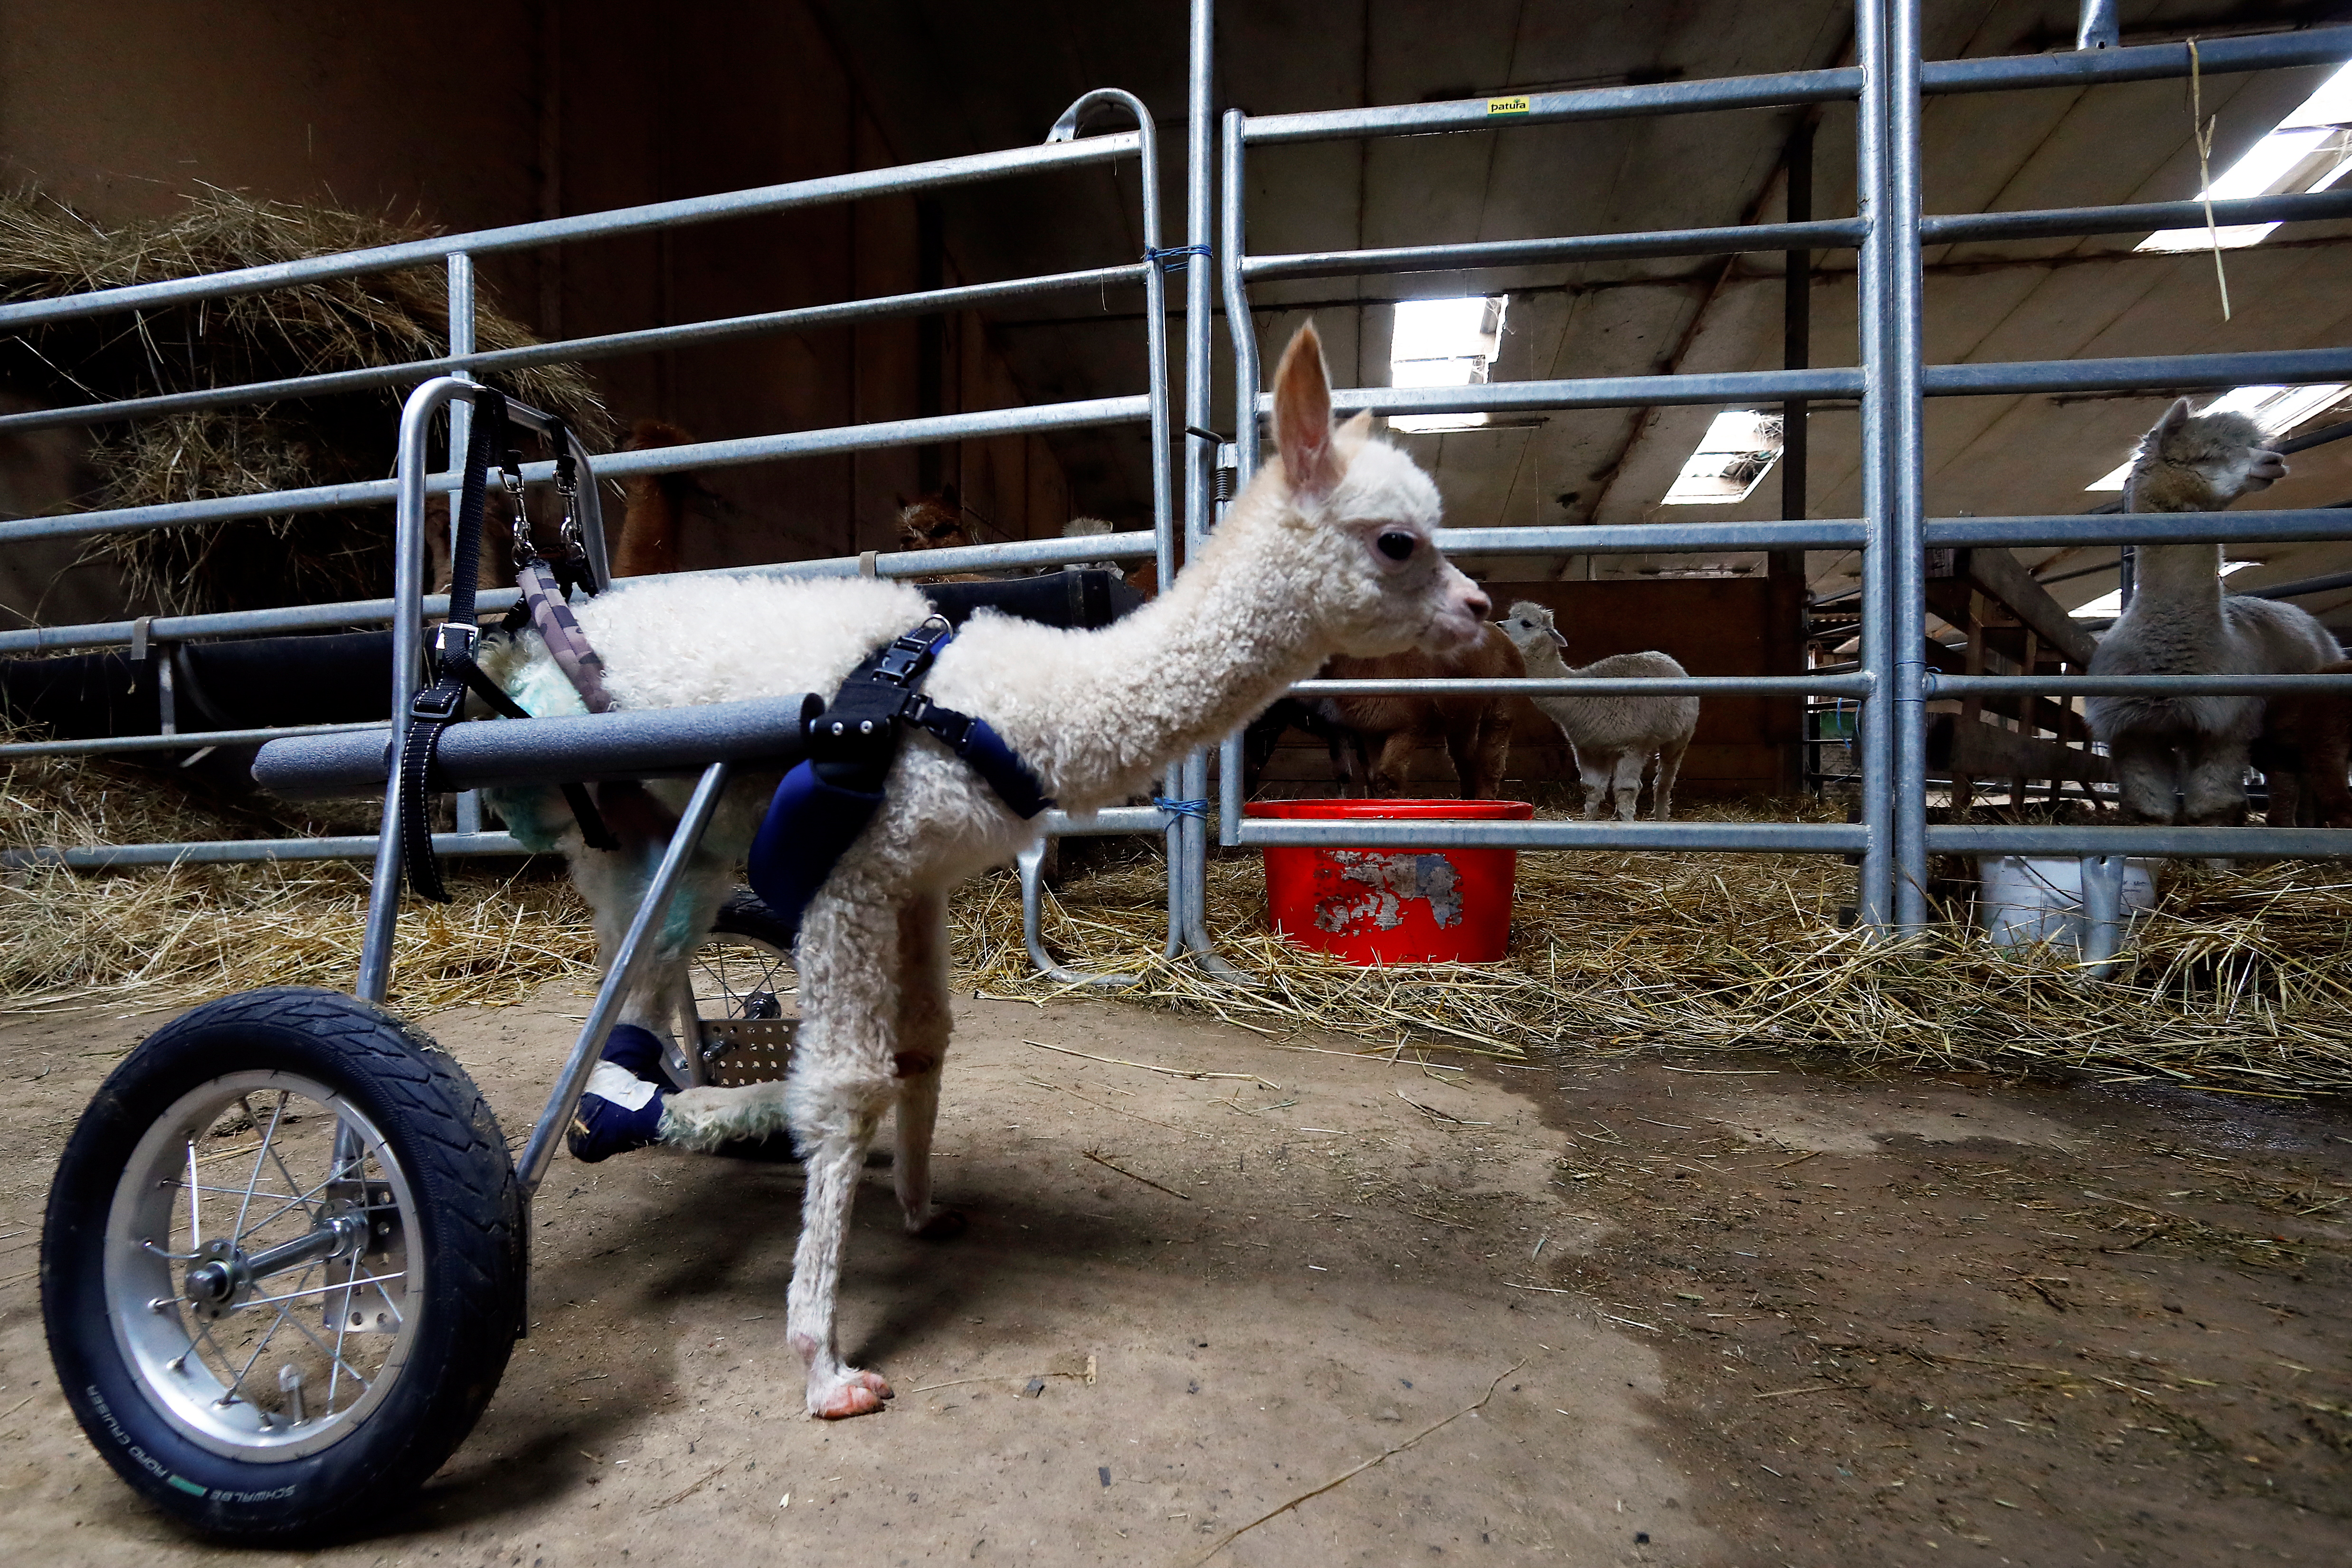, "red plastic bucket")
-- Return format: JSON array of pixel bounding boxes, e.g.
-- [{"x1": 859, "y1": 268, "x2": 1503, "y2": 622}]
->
[{"x1": 1246, "y1": 798, "x2": 1535, "y2": 964}]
